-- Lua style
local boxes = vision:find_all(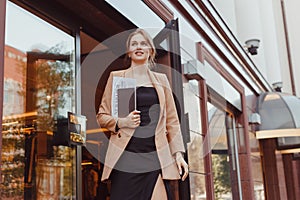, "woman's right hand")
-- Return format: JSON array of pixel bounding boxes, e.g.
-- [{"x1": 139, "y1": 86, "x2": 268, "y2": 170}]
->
[{"x1": 118, "y1": 110, "x2": 141, "y2": 129}]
